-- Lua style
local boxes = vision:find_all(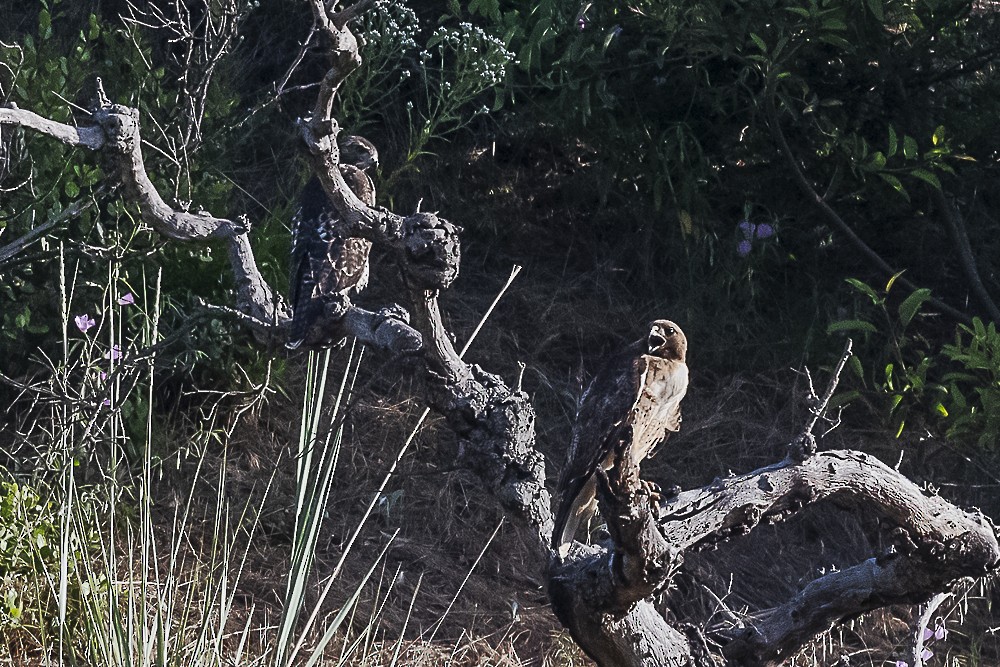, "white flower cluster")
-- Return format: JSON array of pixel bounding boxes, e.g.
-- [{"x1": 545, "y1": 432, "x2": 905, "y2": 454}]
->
[
  {"x1": 366, "y1": 0, "x2": 419, "y2": 51},
  {"x1": 430, "y1": 22, "x2": 514, "y2": 87}
]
